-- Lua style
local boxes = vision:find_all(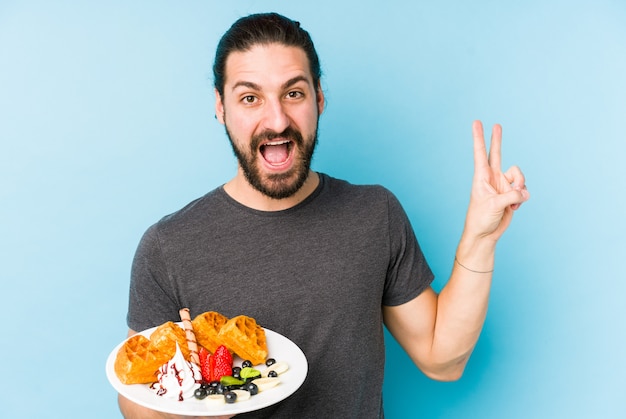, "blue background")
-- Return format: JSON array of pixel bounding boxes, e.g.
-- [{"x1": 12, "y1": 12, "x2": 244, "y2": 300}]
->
[{"x1": 1, "y1": 1, "x2": 625, "y2": 417}]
